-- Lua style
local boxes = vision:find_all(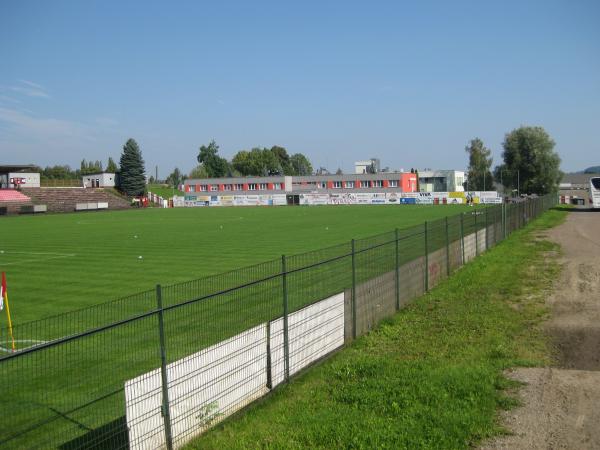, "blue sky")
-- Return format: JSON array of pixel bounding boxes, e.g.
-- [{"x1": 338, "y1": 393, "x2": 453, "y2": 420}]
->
[{"x1": 1, "y1": 0, "x2": 599, "y2": 176}]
